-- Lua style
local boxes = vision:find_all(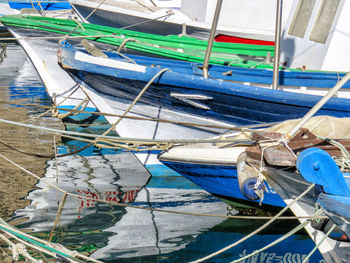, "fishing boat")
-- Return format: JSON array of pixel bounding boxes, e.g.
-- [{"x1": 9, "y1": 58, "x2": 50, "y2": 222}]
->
[
  {"x1": 56, "y1": 39, "x2": 350, "y2": 200},
  {"x1": 69, "y1": 0, "x2": 283, "y2": 44},
  {"x1": 70, "y1": 0, "x2": 350, "y2": 72},
  {"x1": 158, "y1": 115, "x2": 350, "y2": 210},
  {"x1": 158, "y1": 116, "x2": 350, "y2": 208},
  {"x1": 0, "y1": 15, "x2": 275, "y2": 68},
  {"x1": 58, "y1": 40, "x2": 350, "y2": 126}
]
